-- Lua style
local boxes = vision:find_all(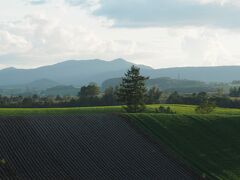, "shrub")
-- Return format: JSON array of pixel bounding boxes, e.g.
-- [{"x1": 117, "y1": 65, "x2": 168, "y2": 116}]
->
[
  {"x1": 195, "y1": 101, "x2": 216, "y2": 114},
  {"x1": 155, "y1": 106, "x2": 176, "y2": 114}
]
